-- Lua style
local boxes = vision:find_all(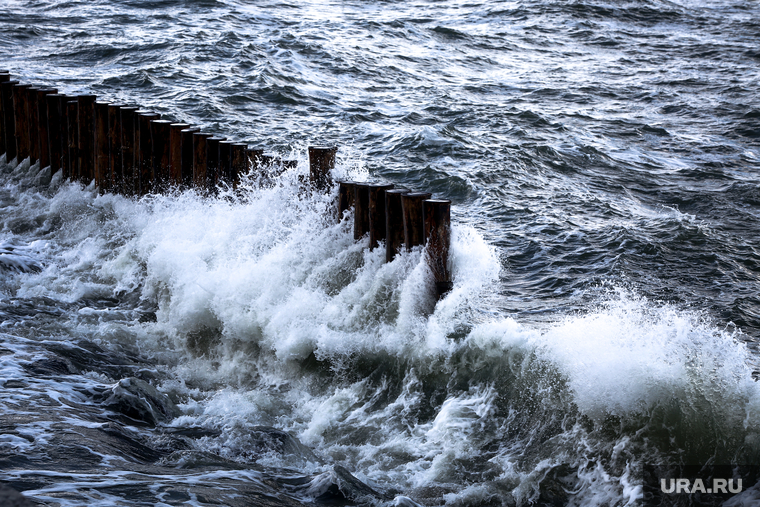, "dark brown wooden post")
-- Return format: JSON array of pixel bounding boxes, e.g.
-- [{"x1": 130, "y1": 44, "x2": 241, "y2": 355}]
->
[
  {"x1": 206, "y1": 136, "x2": 225, "y2": 189},
  {"x1": 137, "y1": 112, "x2": 160, "y2": 194},
  {"x1": 308, "y1": 146, "x2": 337, "y2": 191},
  {"x1": 66, "y1": 99, "x2": 79, "y2": 180},
  {"x1": 0, "y1": 72, "x2": 7, "y2": 158},
  {"x1": 78, "y1": 95, "x2": 96, "y2": 184},
  {"x1": 28, "y1": 87, "x2": 41, "y2": 165},
  {"x1": 368, "y1": 183, "x2": 394, "y2": 250},
  {"x1": 46, "y1": 94, "x2": 63, "y2": 174},
  {"x1": 119, "y1": 106, "x2": 138, "y2": 193},
  {"x1": 169, "y1": 123, "x2": 189, "y2": 186},
  {"x1": 219, "y1": 141, "x2": 233, "y2": 186},
  {"x1": 180, "y1": 127, "x2": 199, "y2": 187},
  {"x1": 385, "y1": 189, "x2": 410, "y2": 262},
  {"x1": 354, "y1": 183, "x2": 371, "y2": 240},
  {"x1": 230, "y1": 143, "x2": 247, "y2": 189},
  {"x1": 107, "y1": 103, "x2": 125, "y2": 190},
  {"x1": 401, "y1": 192, "x2": 432, "y2": 250},
  {"x1": 423, "y1": 199, "x2": 453, "y2": 297},
  {"x1": 246, "y1": 148, "x2": 264, "y2": 171},
  {"x1": 58, "y1": 95, "x2": 71, "y2": 178},
  {"x1": 36, "y1": 89, "x2": 56, "y2": 169},
  {"x1": 338, "y1": 181, "x2": 356, "y2": 218},
  {"x1": 94, "y1": 102, "x2": 109, "y2": 190},
  {"x1": 13, "y1": 84, "x2": 31, "y2": 163},
  {"x1": 1, "y1": 80, "x2": 19, "y2": 161},
  {"x1": 151, "y1": 119, "x2": 172, "y2": 190},
  {"x1": 192, "y1": 132, "x2": 210, "y2": 189}
]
